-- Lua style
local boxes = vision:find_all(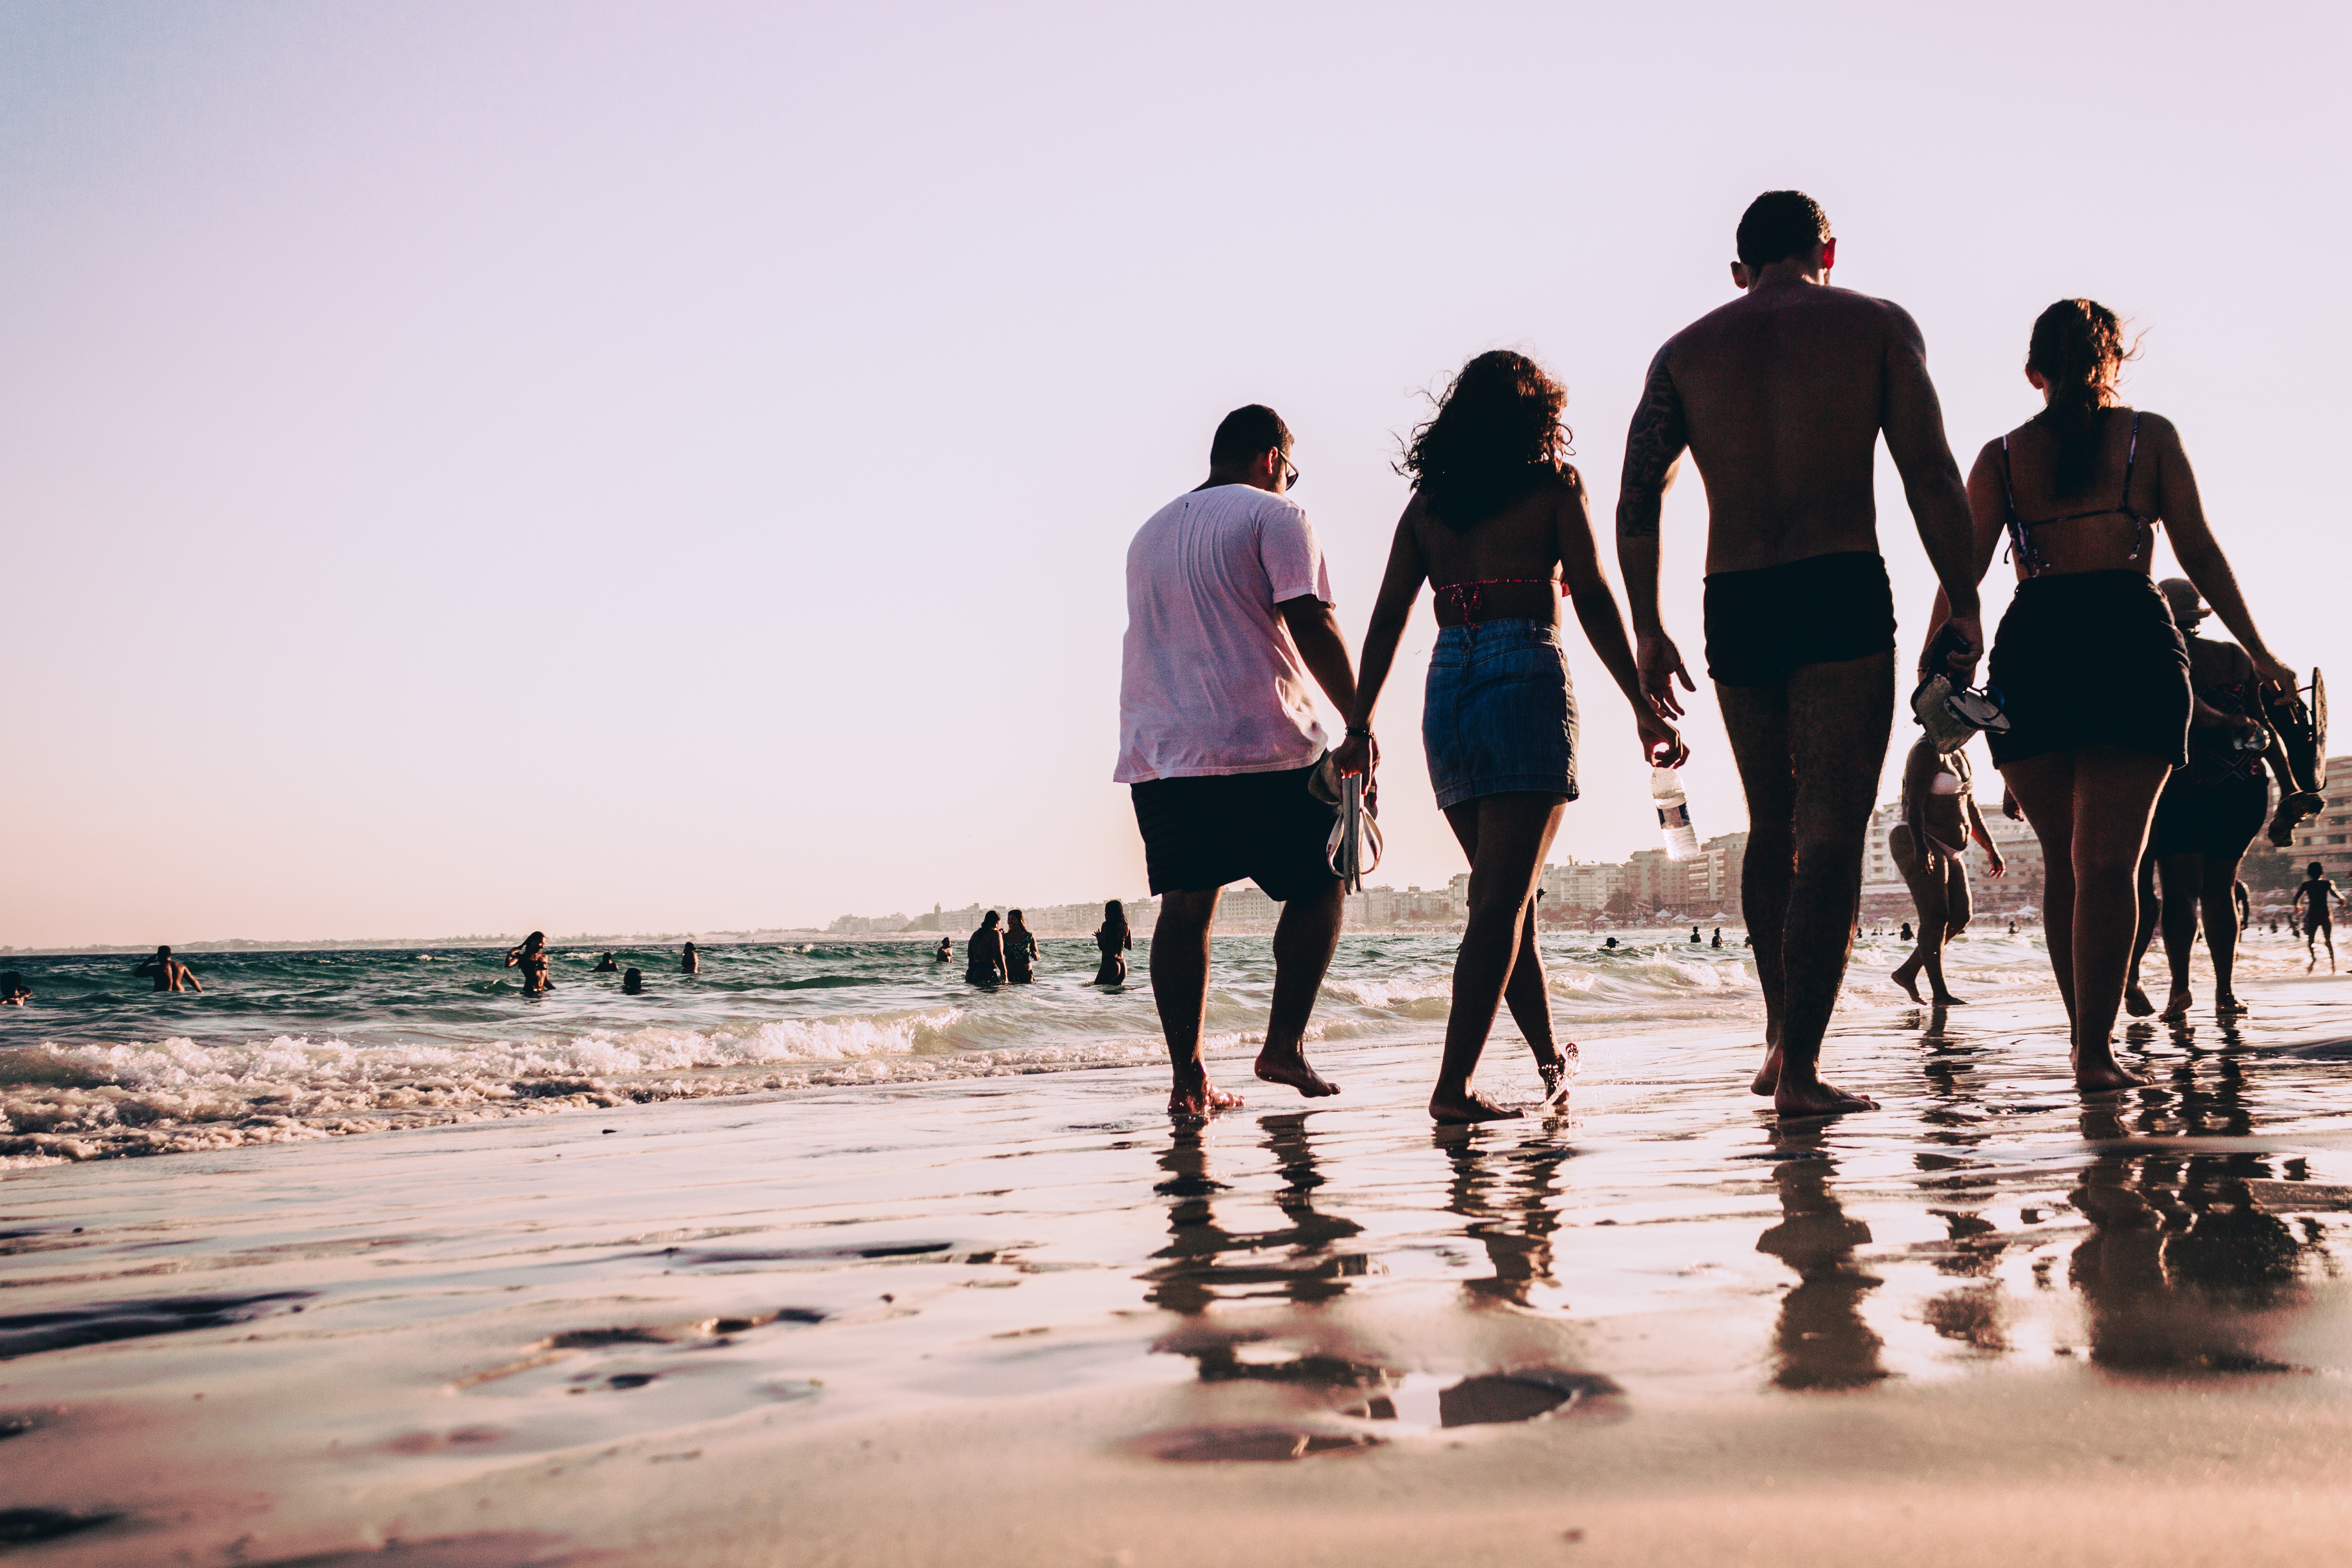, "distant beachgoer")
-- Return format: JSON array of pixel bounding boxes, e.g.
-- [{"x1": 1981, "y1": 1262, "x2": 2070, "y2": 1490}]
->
[
  {"x1": 622, "y1": 967, "x2": 644, "y2": 995},
  {"x1": 1690, "y1": 926, "x2": 1702, "y2": 945},
  {"x1": 1711, "y1": 928, "x2": 1723, "y2": 949},
  {"x1": 1338, "y1": 352, "x2": 1681, "y2": 1121},
  {"x1": 505, "y1": 932, "x2": 552, "y2": 995},
  {"x1": 1118, "y1": 403, "x2": 1360, "y2": 1115},
  {"x1": 680, "y1": 942, "x2": 700, "y2": 975},
  {"x1": 593, "y1": 952, "x2": 619, "y2": 973},
  {"x1": 933, "y1": 938, "x2": 953, "y2": 963},
  {"x1": 1617, "y1": 191, "x2": 1984, "y2": 1117},
  {"x1": 2294, "y1": 863, "x2": 2342, "y2": 973},
  {"x1": 1093, "y1": 901, "x2": 1133, "y2": 985},
  {"x1": 0, "y1": 972, "x2": 29, "y2": 1005},
  {"x1": 134, "y1": 946, "x2": 202, "y2": 993},
  {"x1": 1004, "y1": 911, "x2": 1038, "y2": 984},
  {"x1": 2234, "y1": 881, "x2": 2251, "y2": 927},
  {"x1": 1952, "y1": 299, "x2": 2291, "y2": 1088},
  {"x1": 1604, "y1": 936, "x2": 1619, "y2": 950},
  {"x1": 1889, "y1": 735, "x2": 2004, "y2": 1006},
  {"x1": 2148, "y1": 577, "x2": 2298, "y2": 1019},
  {"x1": 965, "y1": 911, "x2": 1006, "y2": 986}
]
